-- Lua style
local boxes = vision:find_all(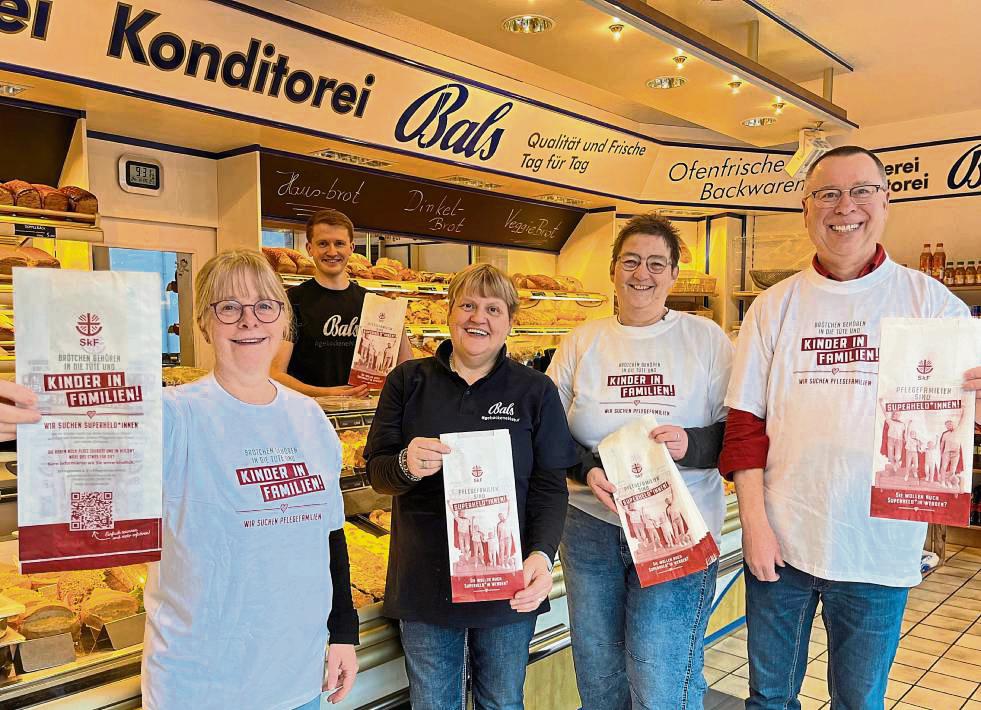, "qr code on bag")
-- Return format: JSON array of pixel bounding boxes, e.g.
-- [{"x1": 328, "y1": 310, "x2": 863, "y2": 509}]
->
[{"x1": 69, "y1": 491, "x2": 114, "y2": 531}]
